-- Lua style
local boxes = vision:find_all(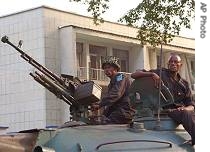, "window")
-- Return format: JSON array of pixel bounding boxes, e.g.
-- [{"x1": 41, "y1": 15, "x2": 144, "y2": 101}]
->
[
  {"x1": 89, "y1": 45, "x2": 107, "y2": 69},
  {"x1": 113, "y1": 48, "x2": 129, "y2": 72},
  {"x1": 89, "y1": 45, "x2": 107, "y2": 80}
]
